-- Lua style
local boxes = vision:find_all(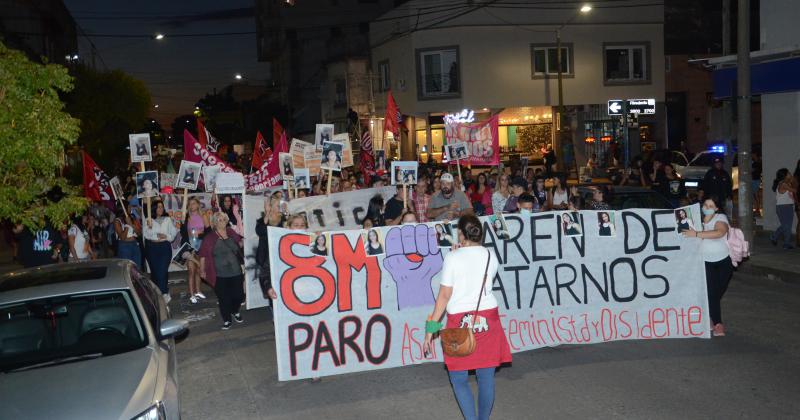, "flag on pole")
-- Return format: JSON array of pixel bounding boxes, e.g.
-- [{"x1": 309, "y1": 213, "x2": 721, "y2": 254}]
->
[
  {"x1": 82, "y1": 151, "x2": 114, "y2": 205},
  {"x1": 197, "y1": 120, "x2": 220, "y2": 153},
  {"x1": 383, "y1": 90, "x2": 402, "y2": 139},
  {"x1": 263, "y1": 119, "x2": 288, "y2": 175},
  {"x1": 359, "y1": 124, "x2": 375, "y2": 181},
  {"x1": 251, "y1": 131, "x2": 272, "y2": 170}
]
